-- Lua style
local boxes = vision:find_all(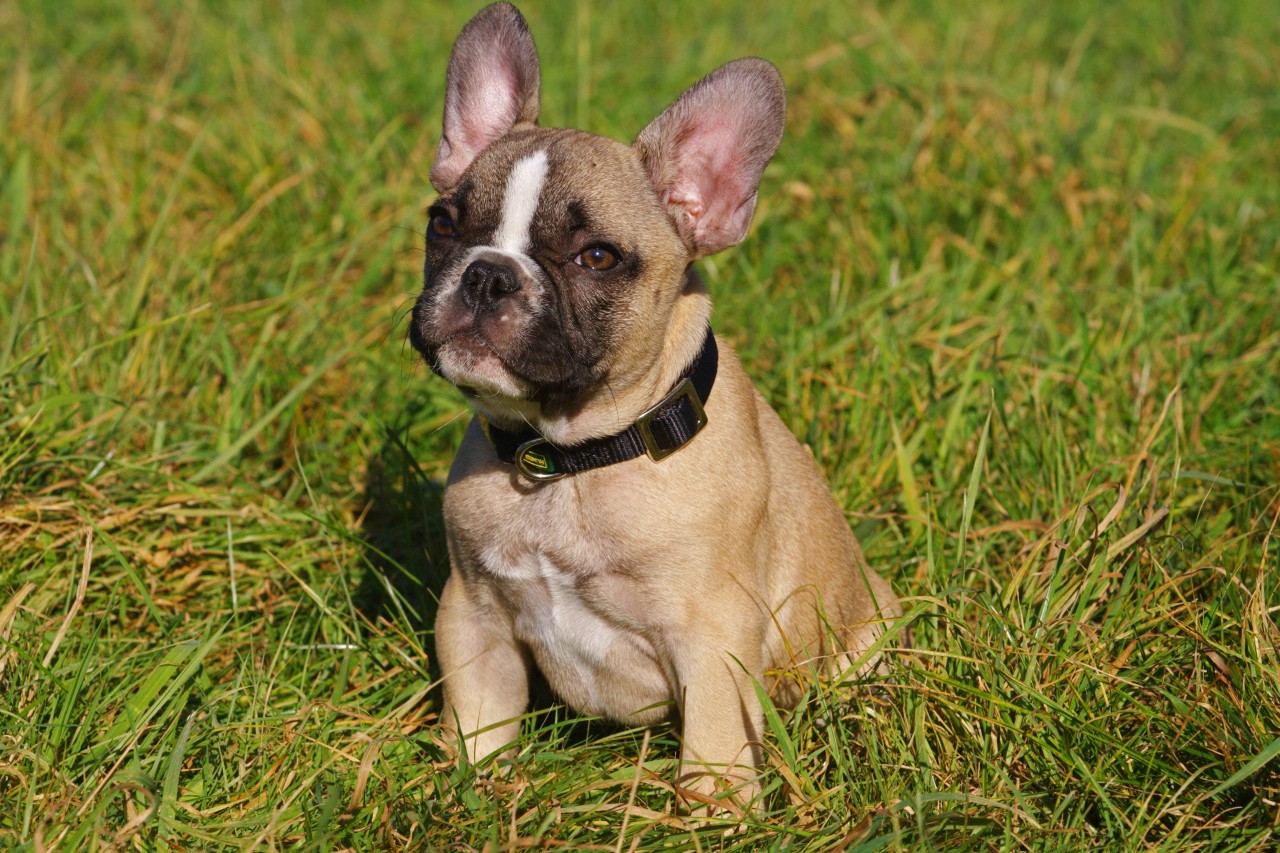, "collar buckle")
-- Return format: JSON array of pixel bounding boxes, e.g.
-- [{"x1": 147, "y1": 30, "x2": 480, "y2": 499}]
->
[{"x1": 634, "y1": 377, "x2": 708, "y2": 462}]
